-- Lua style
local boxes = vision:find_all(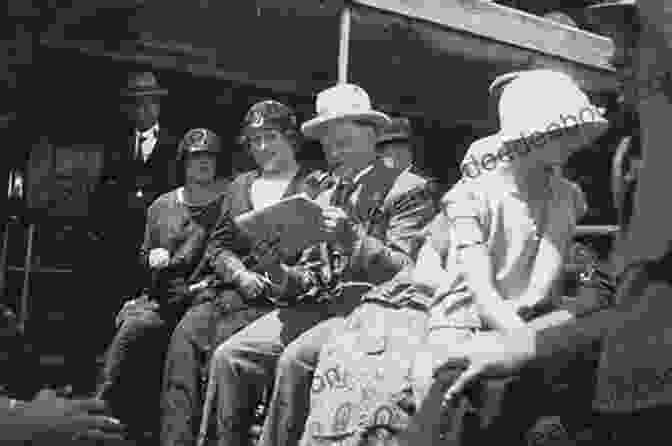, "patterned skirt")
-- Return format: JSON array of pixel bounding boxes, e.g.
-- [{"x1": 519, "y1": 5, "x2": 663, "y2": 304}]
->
[{"x1": 300, "y1": 300, "x2": 431, "y2": 446}]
